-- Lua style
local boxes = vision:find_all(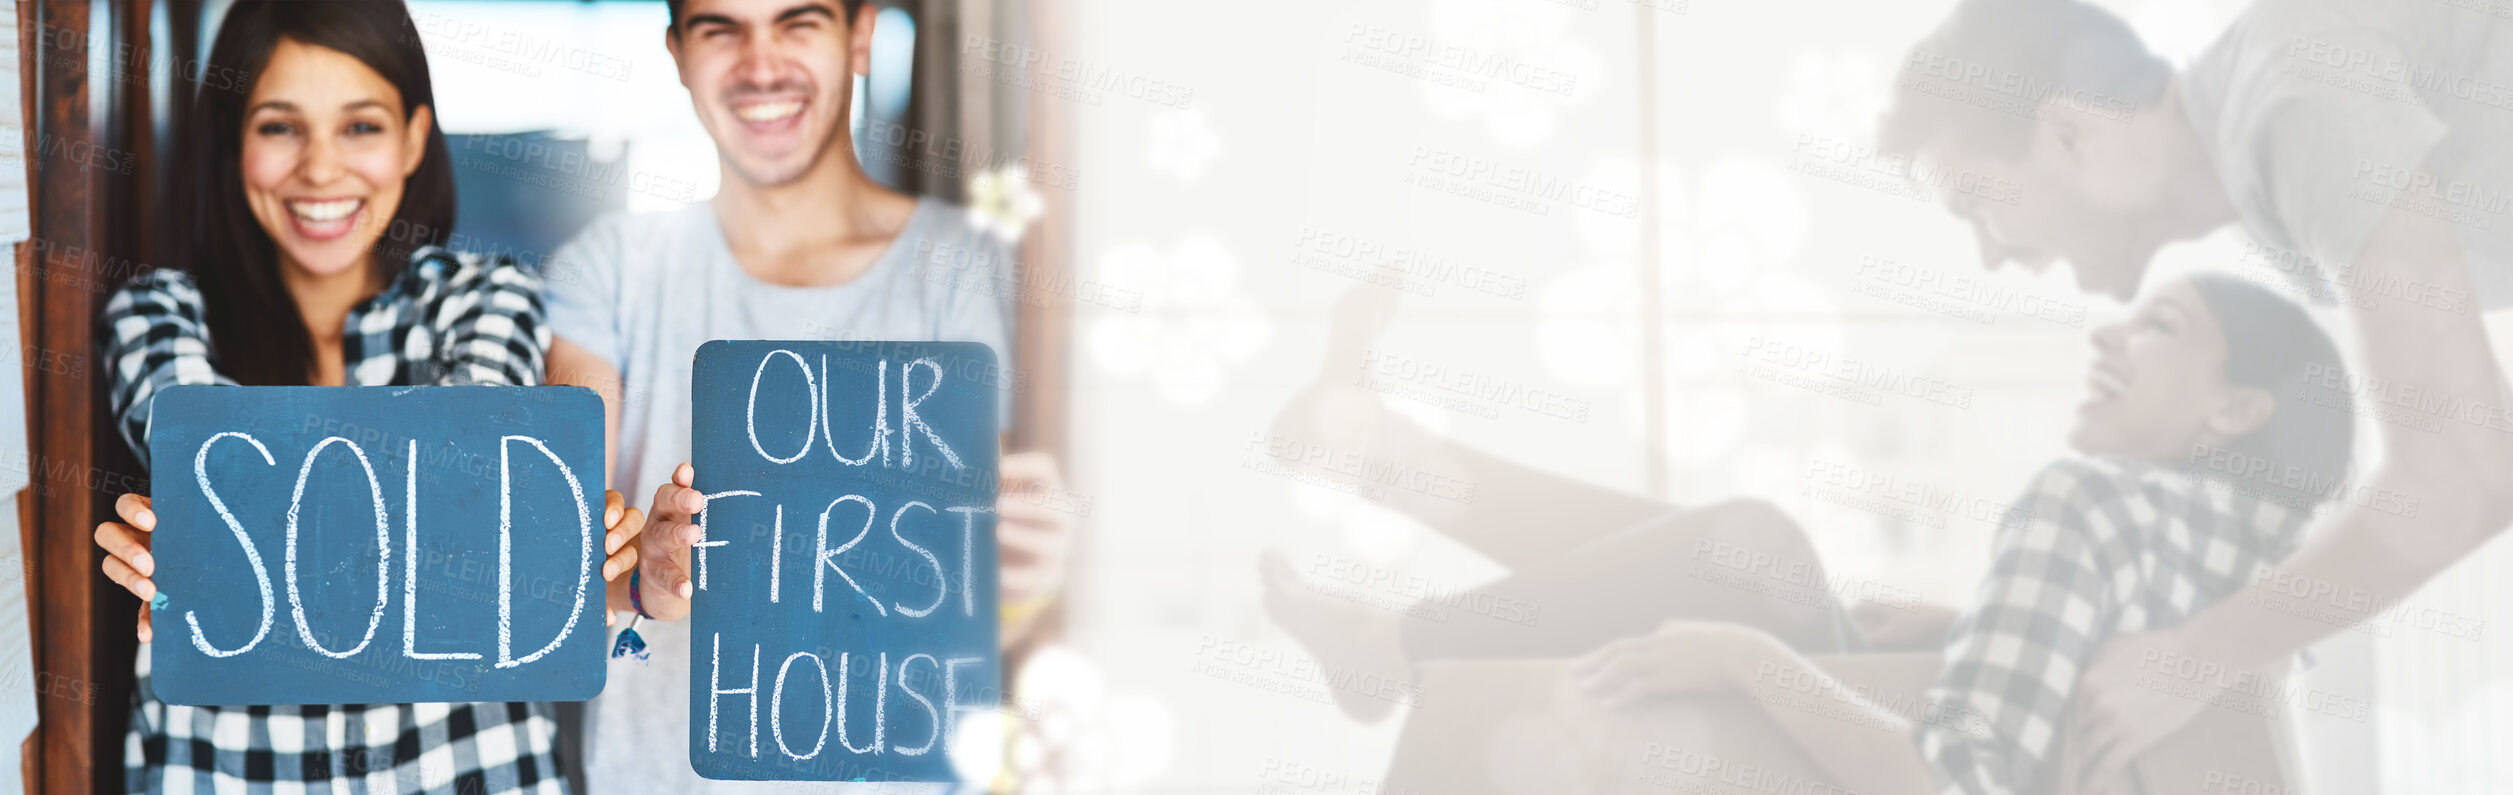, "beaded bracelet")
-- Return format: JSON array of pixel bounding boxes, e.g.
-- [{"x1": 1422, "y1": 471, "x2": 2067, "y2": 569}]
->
[
  {"x1": 628, "y1": 566, "x2": 654, "y2": 619},
  {"x1": 611, "y1": 568, "x2": 654, "y2": 661}
]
